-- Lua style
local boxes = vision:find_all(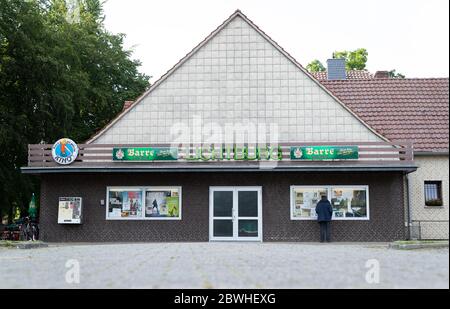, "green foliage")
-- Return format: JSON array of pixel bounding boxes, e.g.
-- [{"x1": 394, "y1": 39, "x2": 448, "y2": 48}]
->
[
  {"x1": 333, "y1": 48, "x2": 368, "y2": 70},
  {"x1": 0, "y1": 240, "x2": 16, "y2": 248},
  {"x1": 0, "y1": 0, "x2": 150, "y2": 222},
  {"x1": 389, "y1": 69, "x2": 406, "y2": 79},
  {"x1": 311, "y1": 48, "x2": 406, "y2": 78},
  {"x1": 306, "y1": 59, "x2": 326, "y2": 73}
]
